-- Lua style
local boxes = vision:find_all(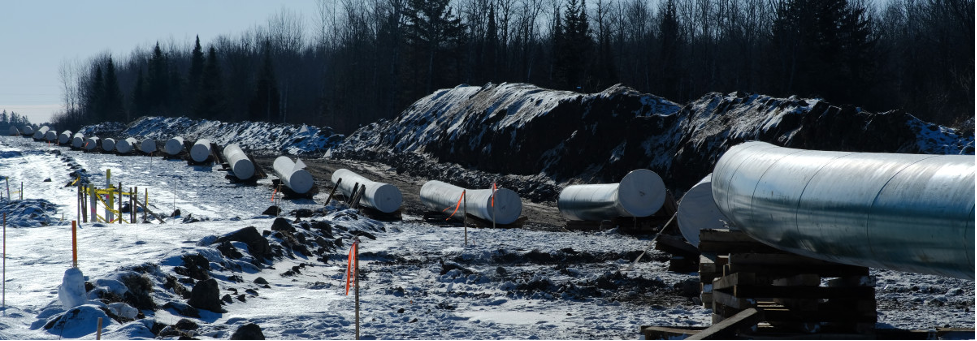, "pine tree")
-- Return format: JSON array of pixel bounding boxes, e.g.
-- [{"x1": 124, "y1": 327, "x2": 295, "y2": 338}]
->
[
  {"x1": 405, "y1": 0, "x2": 467, "y2": 94},
  {"x1": 196, "y1": 46, "x2": 226, "y2": 119},
  {"x1": 148, "y1": 42, "x2": 168, "y2": 114},
  {"x1": 657, "y1": 0, "x2": 681, "y2": 100},
  {"x1": 132, "y1": 67, "x2": 149, "y2": 118},
  {"x1": 484, "y1": 4, "x2": 499, "y2": 81},
  {"x1": 248, "y1": 42, "x2": 281, "y2": 122},
  {"x1": 86, "y1": 64, "x2": 105, "y2": 121},
  {"x1": 103, "y1": 57, "x2": 126, "y2": 122},
  {"x1": 188, "y1": 36, "x2": 205, "y2": 117},
  {"x1": 552, "y1": 0, "x2": 593, "y2": 91}
]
